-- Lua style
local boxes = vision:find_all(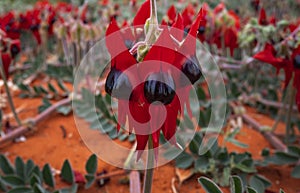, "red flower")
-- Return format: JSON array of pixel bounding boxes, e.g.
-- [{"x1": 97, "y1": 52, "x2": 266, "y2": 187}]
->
[
  {"x1": 258, "y1": 8, "x2": 277, "y2": 26},
  {"x1": 224, "y1": 27, "x2": 238, "y2": 56},
  {"x1": 105, "y1": 5, "x2": 205, "y2": 159},
  {"x1": 1, "y1": 53, "x2": 11, "y2": 79},
  {"x1": 0, "y1": 11, "x2": 20, "y2": 40},
  {"x1": 254, "y1": 44, "x2": 300, "y2": 112}
]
